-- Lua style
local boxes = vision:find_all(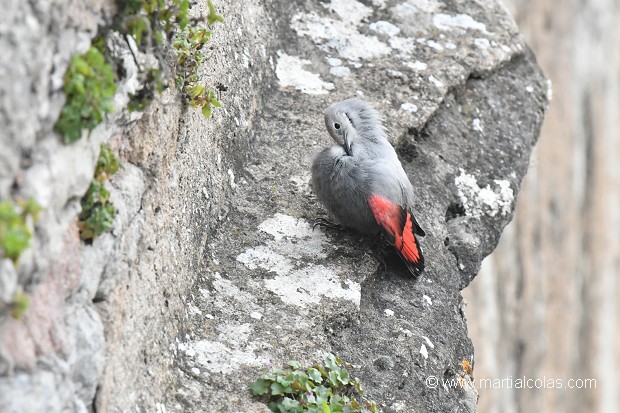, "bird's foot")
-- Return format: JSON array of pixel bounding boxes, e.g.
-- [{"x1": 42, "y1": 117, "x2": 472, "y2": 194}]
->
[{"x1": 312, "y1": 217, "x2": 342, "y2": 231}]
